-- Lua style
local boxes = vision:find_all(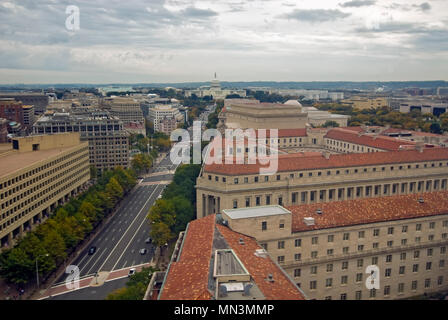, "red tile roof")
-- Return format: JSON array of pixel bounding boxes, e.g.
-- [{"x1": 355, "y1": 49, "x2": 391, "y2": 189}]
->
[
  {"x1": 159, "y1": 214, "x2": 215, "y2": 300},
  {"x1": 288, "y1": 191, "x2": 448, "y2": 232},
  {"x1": 159, "y1": 214, "x2": 306, "y2": 300},
  {"x1": 217, "y1": 225, "x2": 306, "y2": 300},
  {"x1": 203, "y1": 147, "x2": 448, "y2": 175},
  {"x1": 325, "y1": 128, "x2": 415, "y2": 151}
]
